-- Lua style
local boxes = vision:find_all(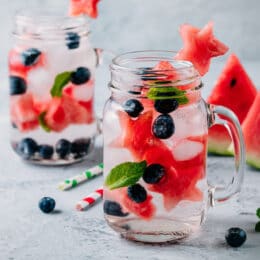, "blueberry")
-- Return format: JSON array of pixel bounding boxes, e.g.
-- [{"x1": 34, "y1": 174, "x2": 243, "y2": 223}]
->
[
  {"x1": 143, "y1": 164, "x2": 165, "y2": 184},
  {"x1": 17, "y1": 138, "x2": 38, "y2": 159},
  {"x1": 225, "y1": 227, "x2": 247, "y2": 247},
  {"x1": 55, "y1": 139, "x2": 71, "y2": 159},
  {"x1": 39, "y1": 197, "x2": 56, "y2": 213},
  {"x1": 10, "y1": 76, "x2": 27, "y2": 95},
  {"x1": 71, "y1": 67, "x2": 91, "y2": 85},
  {"x1": 71, "y1": 138, "x2": 91, "y2": 157},
  {"x1": 154, "y1": 99, "x2": 179, "y2": 114},
  {"x1": 21, "y1": 48, "x2": 41, "y2": 66},
  {"x1": 138, "y1": 67, "x2": 159, "y2": 81},
  {"x1": 38, "y1": 145, "x2": 54, "y2": 160},
  {"x1": 66, "y1": 32, "x2": 80, "y2": 50},
  {"x1": 103, "y1": 200, "x2": 129, "y2": 217},
  {"x1": 127, "y1": 184, "x2": 147, "y2": 203},
  {"x1": 123, "y1": 99, "x2": 144, "y2": 117},
  {"x1": 152, "y1": 114, "x2": 175, "y2": 139},
  {"x1": 11, "y1": 122, "x2": 17, "y2": 129}
]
